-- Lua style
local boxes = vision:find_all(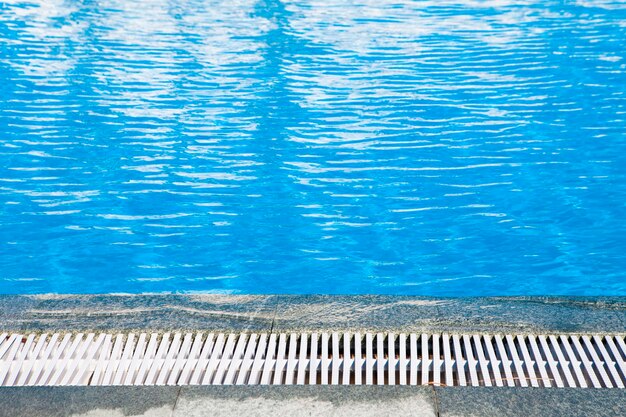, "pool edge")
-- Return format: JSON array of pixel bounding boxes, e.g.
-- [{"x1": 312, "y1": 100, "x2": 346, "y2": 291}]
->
[{"x1": 1, "y1": 294, "x2": 625, "y2": 334}]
